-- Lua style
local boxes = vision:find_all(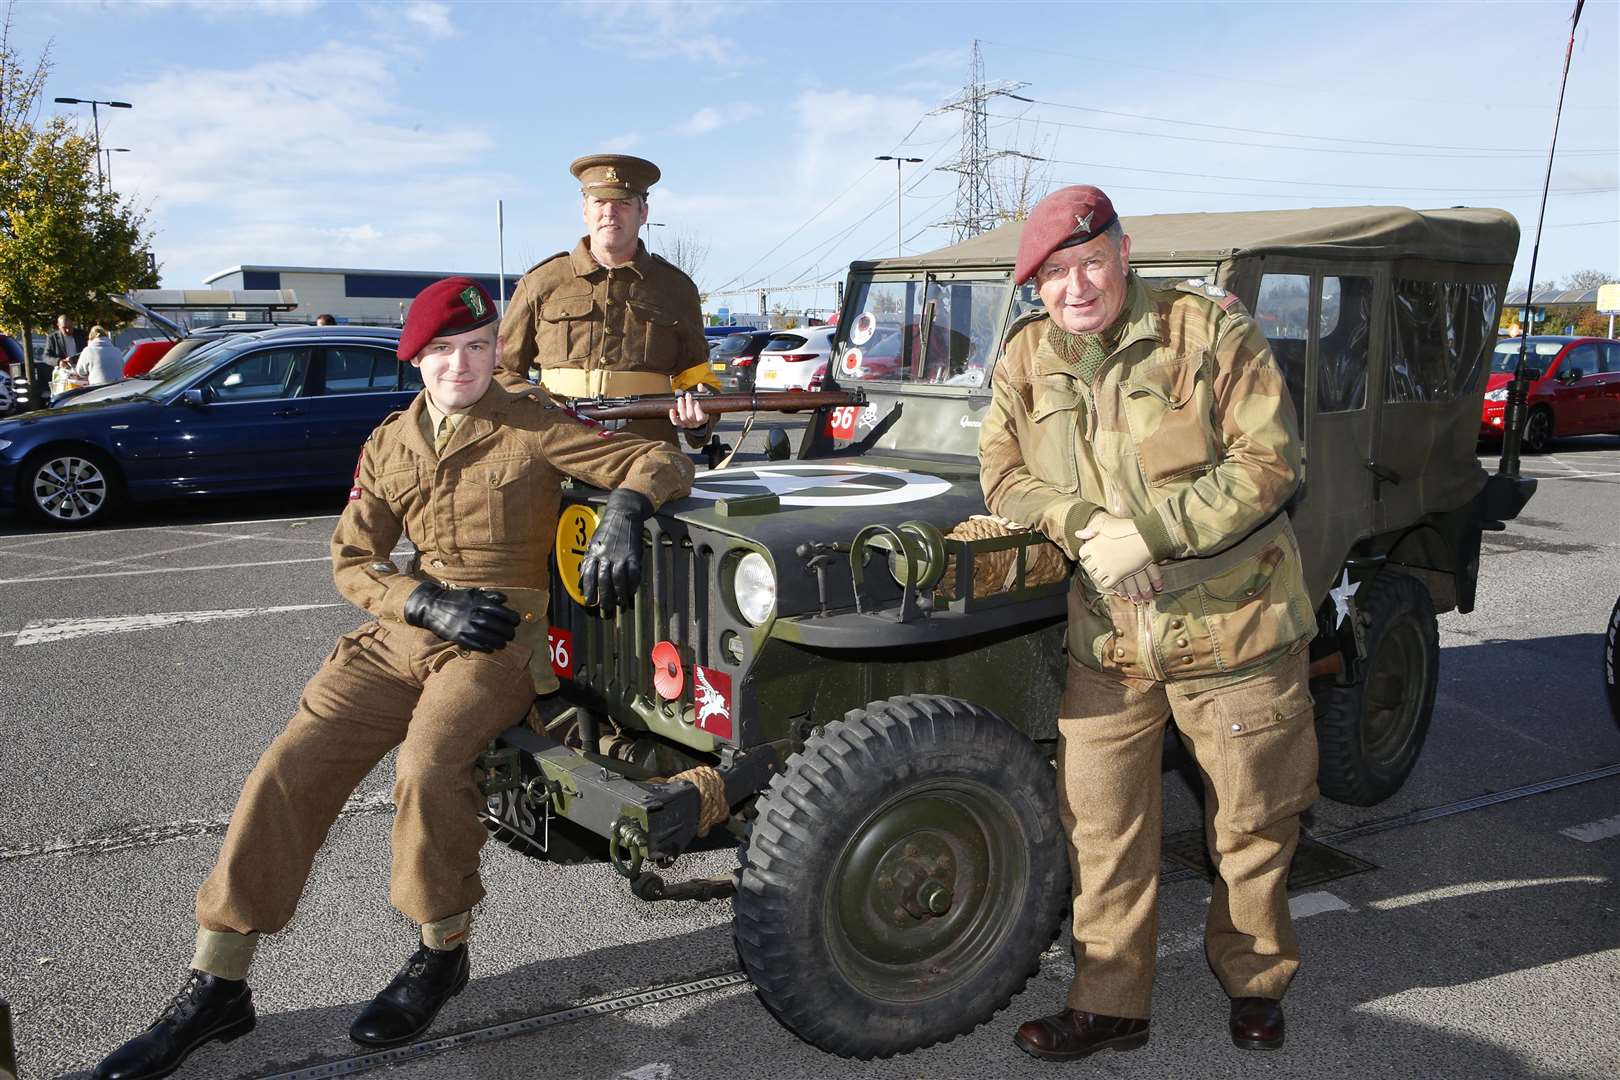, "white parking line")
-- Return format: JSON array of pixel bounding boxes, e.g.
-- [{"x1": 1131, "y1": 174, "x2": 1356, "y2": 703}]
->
[
  {"x1": 0, "y1": 555, "x2": 332, "y2": 586},
  {"x1": 12, "y1": 603, "x2": 347, "y2": 646},
  {"x1": 7, "y1": 534, "x2": 261, "y2": 582},
  {"x1": 1561, "y1": 813, "x2": 1620, "y2": 843},
  {"x1": 0, "y1": 511, "x2": 340, "y2": 547}
]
